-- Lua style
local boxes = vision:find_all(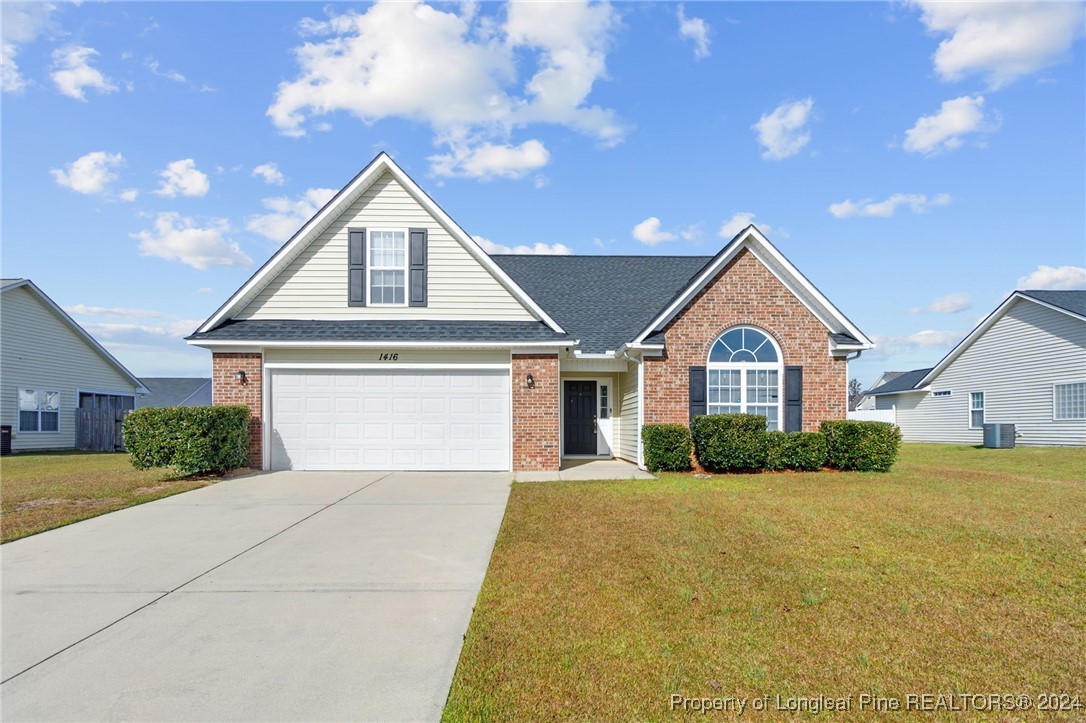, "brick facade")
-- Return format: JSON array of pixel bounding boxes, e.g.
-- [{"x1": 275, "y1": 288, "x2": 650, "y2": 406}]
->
[
  {"x1": 643, "y1": 248, "x2": 847, "y2": 432},
  {"x1": 211, "y1": 352, "x2": 263, "y2": 468},
  {"x1": 511, "y1": 353, "x2": 560, "y2": 471}
]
